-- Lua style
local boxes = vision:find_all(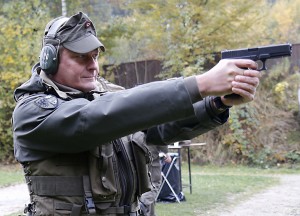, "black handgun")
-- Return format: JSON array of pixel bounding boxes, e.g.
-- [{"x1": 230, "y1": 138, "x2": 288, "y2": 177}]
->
[{"x1": 221, "y1": 43, "x2": 292, "y2": 71}]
